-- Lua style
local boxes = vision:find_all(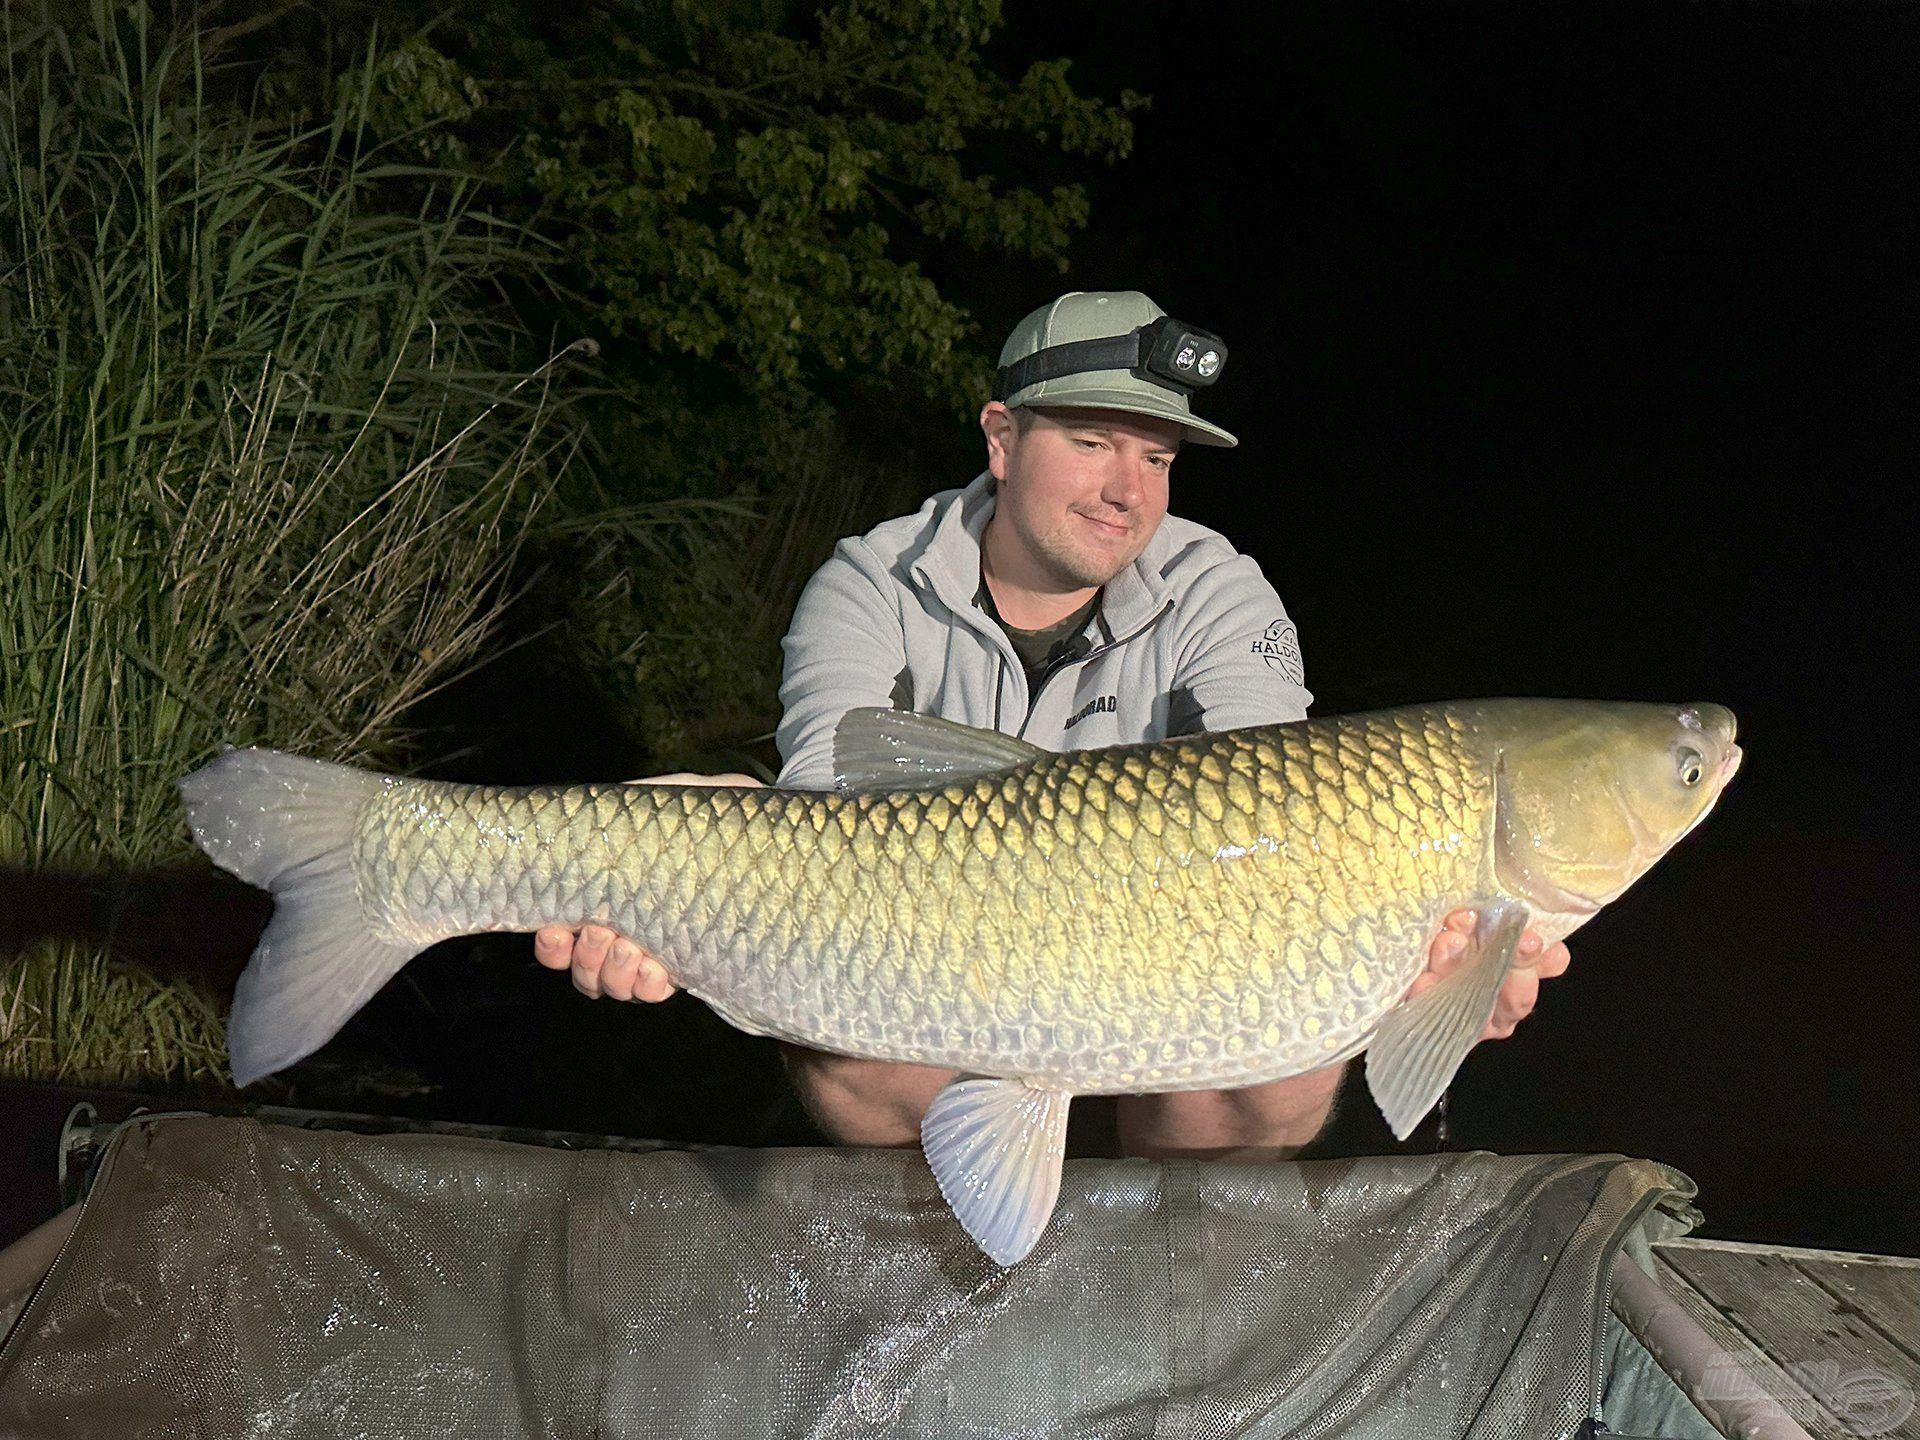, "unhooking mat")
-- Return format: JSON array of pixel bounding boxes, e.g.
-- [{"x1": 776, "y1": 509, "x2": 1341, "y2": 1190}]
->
[{"x1": 0, "y1": 1115, "x2": 1701, "y2": 1438}]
